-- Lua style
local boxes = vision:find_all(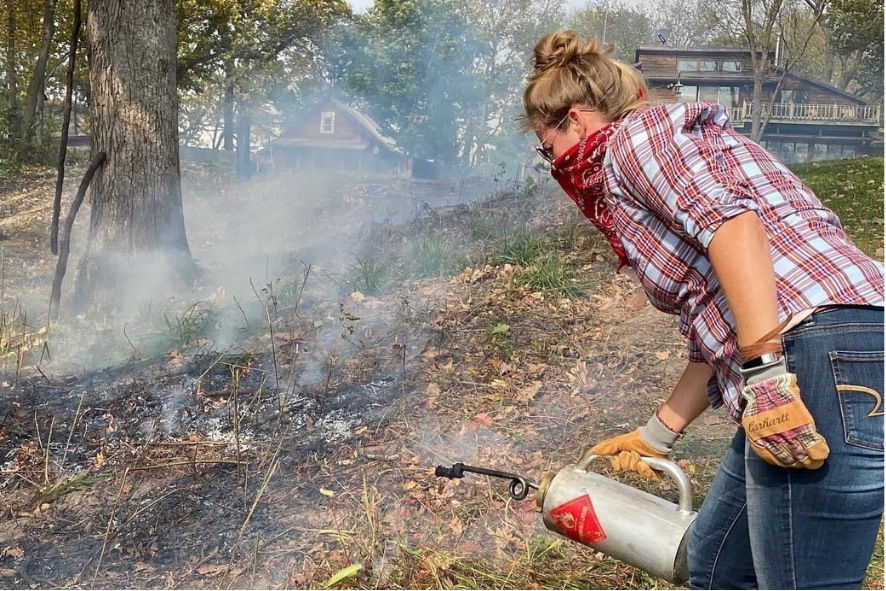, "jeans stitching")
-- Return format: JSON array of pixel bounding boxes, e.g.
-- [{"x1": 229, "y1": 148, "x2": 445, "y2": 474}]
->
[
  {"x1": 787, "y1": 470, "x2": 797, "y2": 589},
  {"x1": 707, "y1": 501, "x2": 748, "y2": 590}
]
